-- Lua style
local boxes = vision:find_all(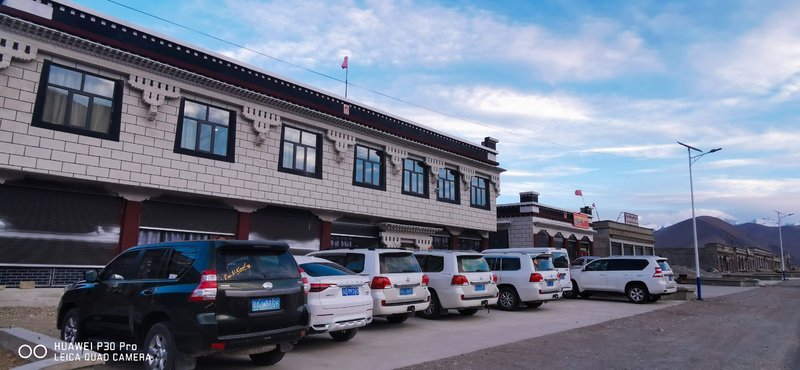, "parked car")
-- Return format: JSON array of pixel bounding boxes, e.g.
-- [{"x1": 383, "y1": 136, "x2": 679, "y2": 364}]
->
[
  {"x1": 413, "y1": 250, "x2": 499, "y2": 319},
  {"x1": 57, "y1": 240, "x2": 309, "y2": 370},
  {"x1": 293, "y1": 255, "x2": 372, "y2": 341},
  {"x1": 308, "y1": 249, "x2": 430, "y2": 323},
  {"x1": 571, "y1": 255, "x2": 677, "y2": 304},
  {"x1": 482, "y1": 252, "x2": 562, "y2": 310},
  {"x1": 484, "y1": 248, "x2": 573, "y2": 298}
]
